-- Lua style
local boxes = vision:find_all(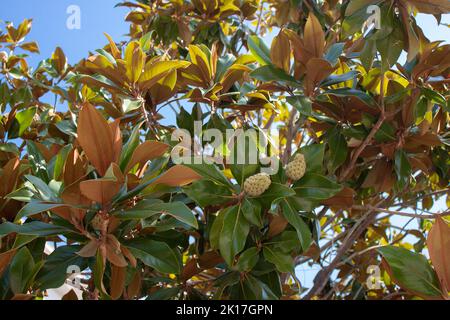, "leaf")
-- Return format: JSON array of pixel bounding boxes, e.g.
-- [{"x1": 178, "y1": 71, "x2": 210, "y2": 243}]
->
[
  {"x1": 124, "y1": 41, "x2": 144, "y2": 83},
  {"x1": 150, "y1": 165, "x2": 202, "y2": 188},
  {"x1": 305, "y1": 58, "x2": 335, "y2": 96},
  {"x1": 188, "y1": 45, "x2": 212, "y2": 84},
  {"x1": 378, "y1": 246, "x2": 443, "y2": 299},
  {"x1": 140, "y1": 60, "x2": 190, "y2": 89},
  {"x1": 327, "y1": 126, "x2": 348, "y2": 174},
  {"x1": 248, "y1": 35, "x2": 271, "y2": 66},
  {"x1": 0, "y1": 221, "x2": 73, "y2": 238},
  {"x1": 263, "y1": 246, "x2": 294, "y2": 273},
  {"x1": 125, "y1": 239, "x2": 182, "y2": 274},
  {"x1": 125, "y1": 141, "x2": 169, "y2": 173},
  {"x1": 119, "y1": 124, "x2": 141, "y2": 171},
  {"x1": 35, "y1": 245, "x2": 89, "y2": 290},
  {"x1": 322, "y1": 187, "x2": 355, "y2": 208},
  {"x1": 251, "y1": 65, "x2": 297, "y2": 84},
  {"x1": 8, "y1": 107, "x2": 36, "y2": 139},
  {"x1": 80, "y1": 179, "x2": 122, "y2": 205},
  {"x1": 292, "y1": 173, "x2": 342, "y2": 201},
  {"x1": 324, "y1": 88, "x2": 377, "y2": 108},
  {"x1": 231, "y1": 274, "x2": 279, "y2": 300},
  {"x1": 0, "y1": 249, "x2": 16, "y2": 278},
  {"x1": 183, "y1": 180, "x2": 233, "y2": 207},
  {"x1": 286, "y1": 95, "x2": 312, "y2": 116},
  {"x1": 117, "y1": 201, "x2": 198, "y2": 229},
  {"x1": 9, "y1": 247, "x2": 35, "y2": 294},
  {"x1": 20, "y1": 41, "x2": 40, "y2": 53},
  {"x1": 427, "y1": 217, "x2": 450, "y2": 294},
  {"x1": 242, "y1": 198, "x2": 263, "y2": 228},
  {"x1": 258, "y1": 183, "x2": 296, "y2": 209},
  {"x1": 377, "y1": 28, "x2": 404, "y2": 69},
  {"x1": 270, "y1": 31, "x2": 291, "y2": 73},
  {"x1": 104, "y1": 33, "x2": 121, "y2": 59},
  {"x1": 394, "y1": 150, "x2": 412, "y2": 189},
  {"x1": 25, "y1": 175, "x2": 58, "y2": 202},
  {"x1": 62, "y1": 289, "x2": 79, "y2": 301},
  {"x1": 304, "y1": 13, "x2": 325, "y2": 58},
  {"x1": 52, "y1": 47, "x2": 67, "y2": 74},
  {"x1": 105, "y1": 234, "x2": 128, "y2": 268},
  {"x1": 407, "y1": 0, "x2": 450, "y2": 14},
  {"x1": 421, "y1": 87, "x2": 446, "y2": 107},
  {"x1": 324, "y1": 43, "x2": 345, "y2": 66},
  {"x1": 110, "y1": 266, "x2": 126, "y2": 300},
  {"x1": 26, "y1": 141, "x2": 49, "y2": 182},
  {"x1": 299, "y1": 144, "x2": 325, "y2": 173},
  {"x1": 280, "y1": 198, "x2": 312, "y2": 251},
  {"x1": 16, "y1": 202, "x2": 67, "y2": 222},
  {"x1": 181, "y1": 251, "x2": 224, "y2": 281},
  {"x1": 183, "y1": 163, "x2": 232, "y2": 188},
  {"x1": 321, "y1": 71, "x2": 359, "y2": 87},
  {"x1": 235, "y1": 248, "x2": 260, "y2": 272},
  {"x1": 219, "y1": 205, "x2": 250, "y2": 266},
  {"x1": 77, "y1": 103, "x2": 117, "y2": 176}
]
